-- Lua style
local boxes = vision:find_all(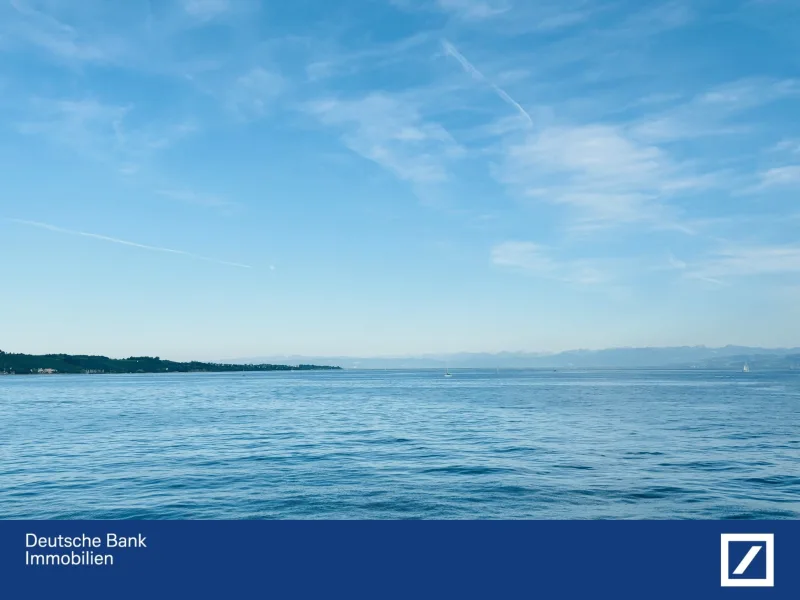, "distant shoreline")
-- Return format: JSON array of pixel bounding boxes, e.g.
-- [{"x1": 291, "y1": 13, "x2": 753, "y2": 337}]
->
[
  {"x1": 0, "y1": 369, "x2": 342, "y2": 376},
  {"x1": 5, "y1": 366, "x2": 799, "y2": 377},
  {"x1": 0, "y1": 352, "x2": 341, "y2": 376}
]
